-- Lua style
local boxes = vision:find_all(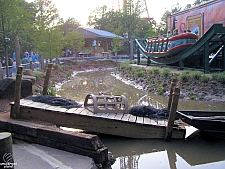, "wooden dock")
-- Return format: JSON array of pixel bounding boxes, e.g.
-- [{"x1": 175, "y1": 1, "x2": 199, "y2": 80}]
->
[{"x1": 10, "y1": 98, "x2": 185, "y2": 139}]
